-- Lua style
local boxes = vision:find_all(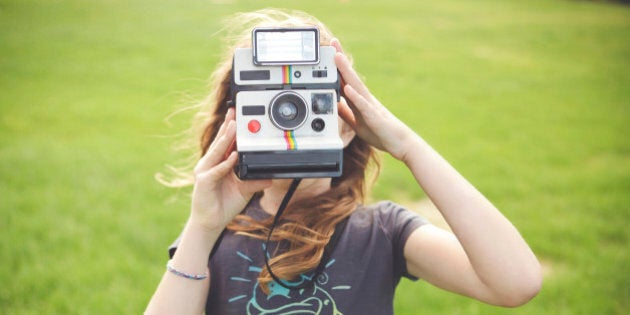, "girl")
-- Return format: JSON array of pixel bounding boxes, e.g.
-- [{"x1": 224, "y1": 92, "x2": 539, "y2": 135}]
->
[{"x1": 146, "y1": 9, "x2": 541, "y2": 315}]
